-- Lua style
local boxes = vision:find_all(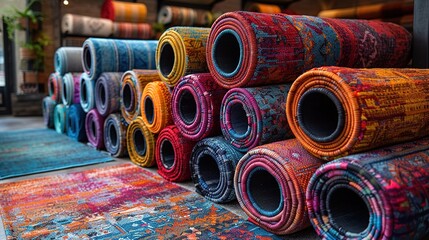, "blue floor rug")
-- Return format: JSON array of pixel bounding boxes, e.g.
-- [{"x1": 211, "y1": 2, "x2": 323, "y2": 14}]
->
[{"x1": 0, "y1": 128, "x2": 113, "y2": 179}]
